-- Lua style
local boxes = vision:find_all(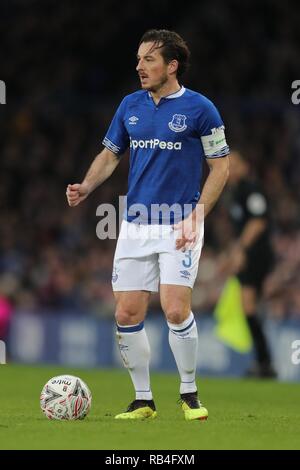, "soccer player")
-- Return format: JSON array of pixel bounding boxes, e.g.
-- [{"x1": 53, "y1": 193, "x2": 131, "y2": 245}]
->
[
  {"x1": 223, "y1": 150, "x2": 276, "y2": 378},
  {"x1": 66, "y1": 29, "x2": 230, "y2": 420}
]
